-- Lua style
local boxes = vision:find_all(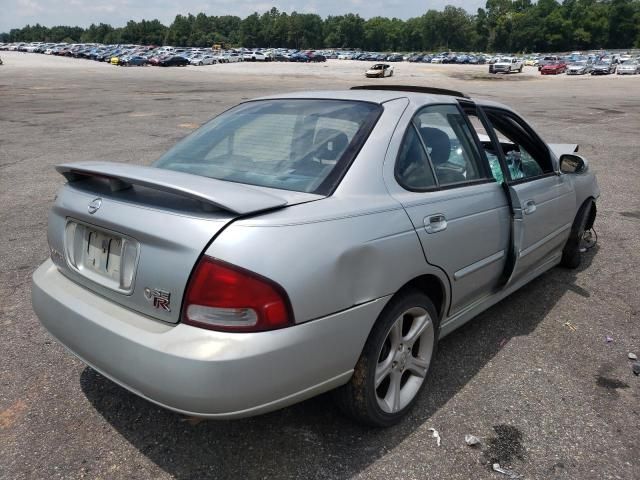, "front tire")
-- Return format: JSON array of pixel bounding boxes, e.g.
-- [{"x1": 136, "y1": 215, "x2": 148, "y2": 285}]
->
[
  {"x1": 561, "y1": 199, "x2": 595, "y2": 268},
  {"x1": 334, "y1": 290, "x2": 438, "y2": 427}
]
